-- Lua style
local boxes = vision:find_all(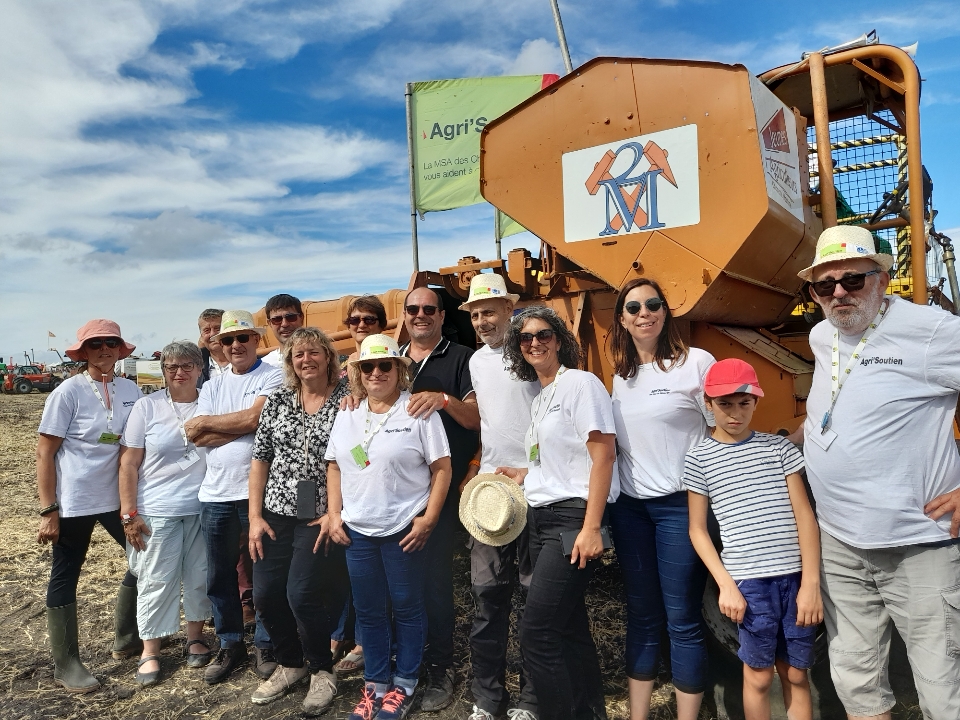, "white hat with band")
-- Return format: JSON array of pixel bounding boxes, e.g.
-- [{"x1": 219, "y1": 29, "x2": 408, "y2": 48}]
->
[
  {"x1": 459, "y1": 473, "x2": 527, "y2": 547},
  {"x1": 798, "y1": 225, "x2": 894, "y2": 282},
  {"x1": 459, "y1": 273, "x2": 520, "y2": 310},
  {"x1": 211, "y1": 310, "x2": 267, "y2": 342},
  {"x1": 348, "y1": 333, "x2": 413, "y2": 366}
]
